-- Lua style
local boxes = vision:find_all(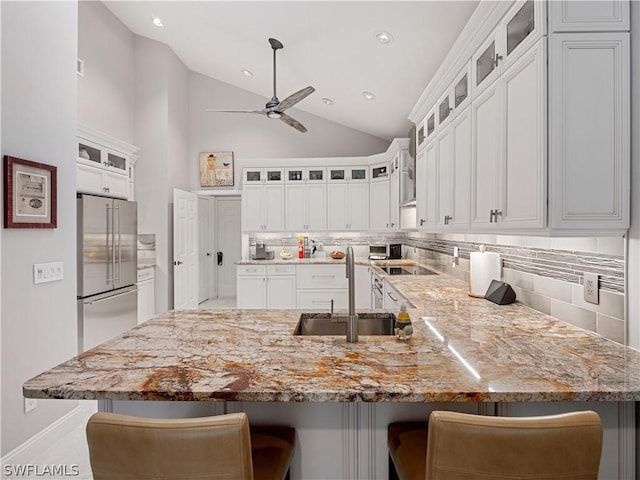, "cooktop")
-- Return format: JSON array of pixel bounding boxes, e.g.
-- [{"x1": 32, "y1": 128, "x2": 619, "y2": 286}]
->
[{"x1": 381, "y1": 266, "x2": 438, "y2": 276}]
